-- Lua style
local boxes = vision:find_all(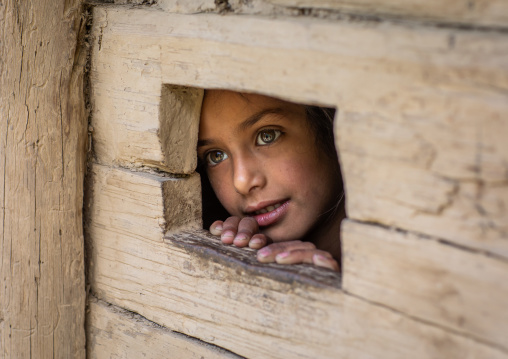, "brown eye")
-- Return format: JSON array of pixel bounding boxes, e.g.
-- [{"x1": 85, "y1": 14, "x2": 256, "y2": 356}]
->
[
  {"x1": 206, "y1": 150, "x2": 228, "y2": 166},
  {"x1": 256, "y1": 129, "x2": 281, "y2": 145}
]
